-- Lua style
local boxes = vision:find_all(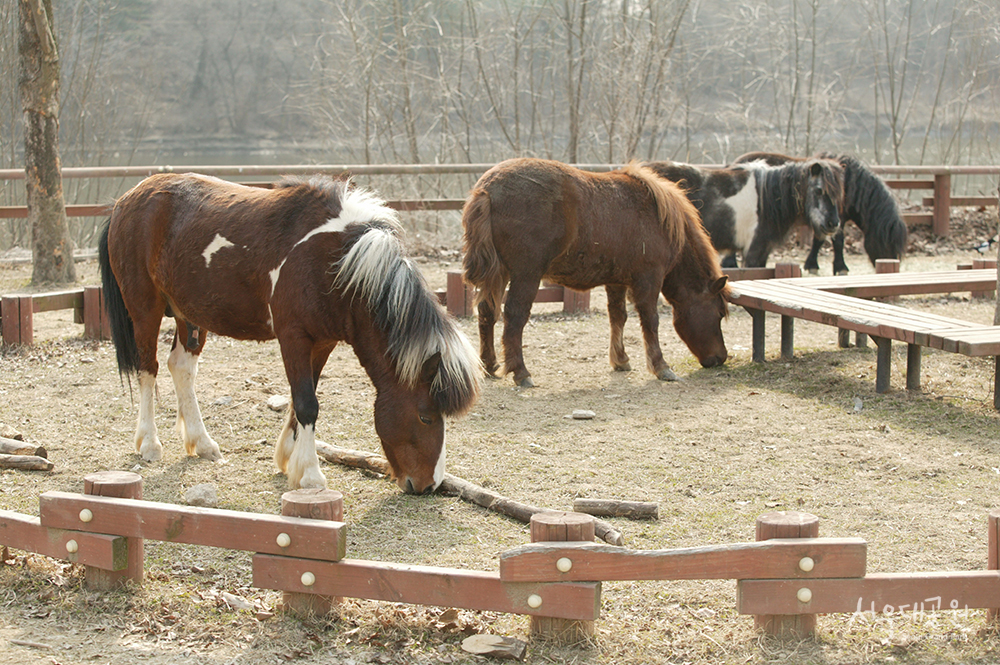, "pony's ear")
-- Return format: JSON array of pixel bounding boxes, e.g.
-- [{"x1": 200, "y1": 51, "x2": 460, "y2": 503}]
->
[
  {"x1": 711, "y1": 276, "x2": 729, "y2": 294},
  {"x1": 420, "y1": 352, "x2": 443, "y2": 384}
]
